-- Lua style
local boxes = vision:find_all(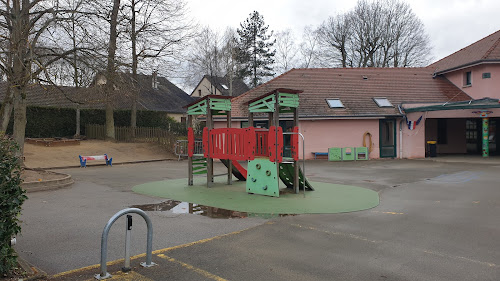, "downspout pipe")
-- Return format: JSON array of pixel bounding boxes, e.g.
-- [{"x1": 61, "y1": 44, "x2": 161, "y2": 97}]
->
[
  {"x1": 399, "y1": 119, "x2": 403, "y2": 159},
  {"x1": 398, "y1": 105, "x2": 405, "y2": 159}
]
